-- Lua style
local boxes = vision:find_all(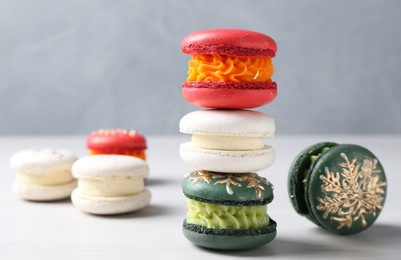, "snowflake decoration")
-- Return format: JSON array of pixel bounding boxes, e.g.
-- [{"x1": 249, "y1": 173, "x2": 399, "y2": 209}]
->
[
  {"x1": 214, "y1": 175, "x2": 242, "y2": 195},
  {"x1": 187, "y1": 171, "x2": 213, "y2": 184},
  {"x1": 188, "y1": 171, "x2": 273, "y2": 198},
  {"x1": 317, "y1": 153, "x2": 386, "y2": 230}
]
